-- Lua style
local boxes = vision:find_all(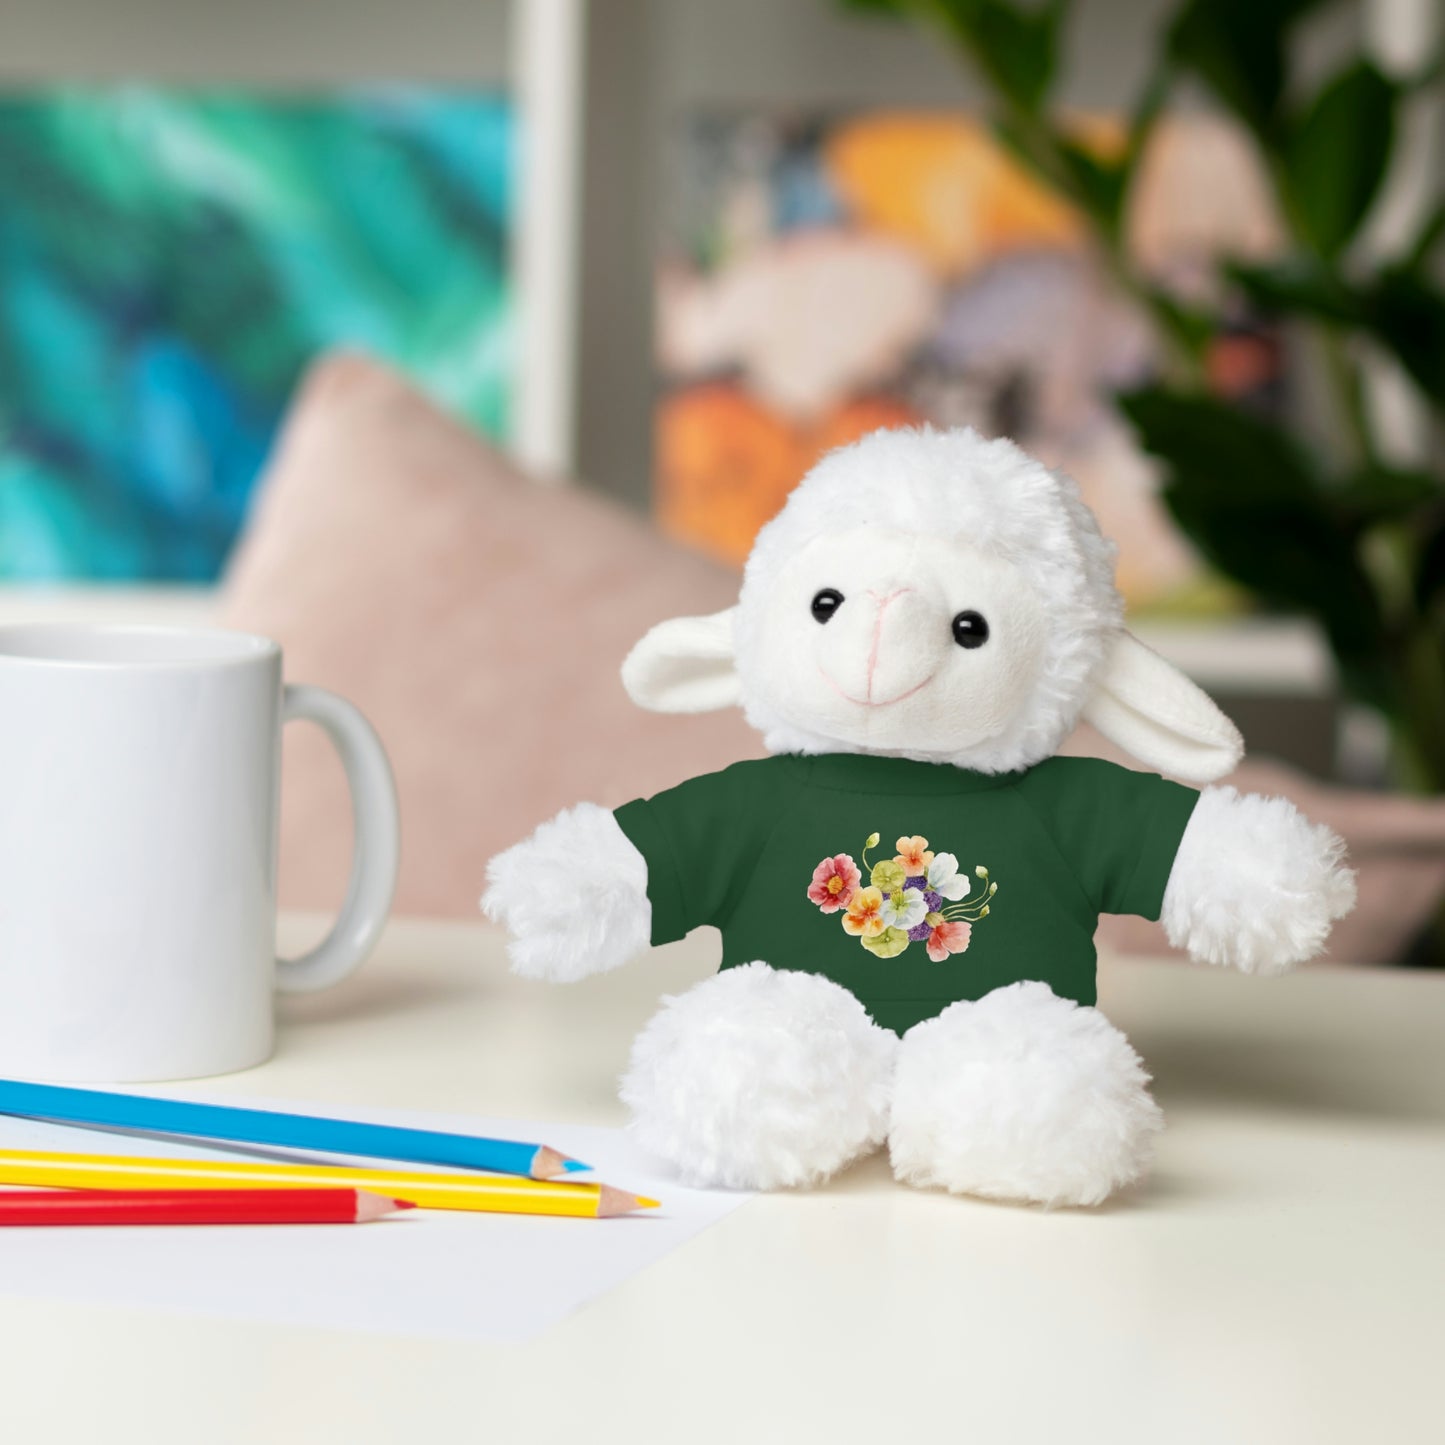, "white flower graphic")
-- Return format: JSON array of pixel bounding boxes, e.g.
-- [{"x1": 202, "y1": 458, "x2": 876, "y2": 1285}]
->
[
  {"x1": 926, "y1": 852, "x2": 970, "y2": 902},
  {"x1": 879, "y1": 886, "x2": 928, "y2": 931}
]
